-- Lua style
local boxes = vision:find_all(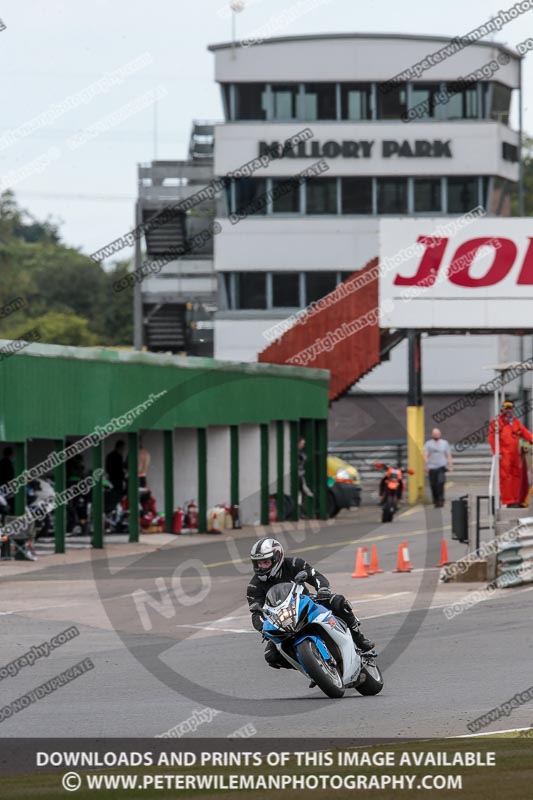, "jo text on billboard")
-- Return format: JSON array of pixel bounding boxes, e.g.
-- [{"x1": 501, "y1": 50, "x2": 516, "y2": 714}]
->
[{"x1": 379, "y1": 218, "x2": 533, "y2": 329}]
